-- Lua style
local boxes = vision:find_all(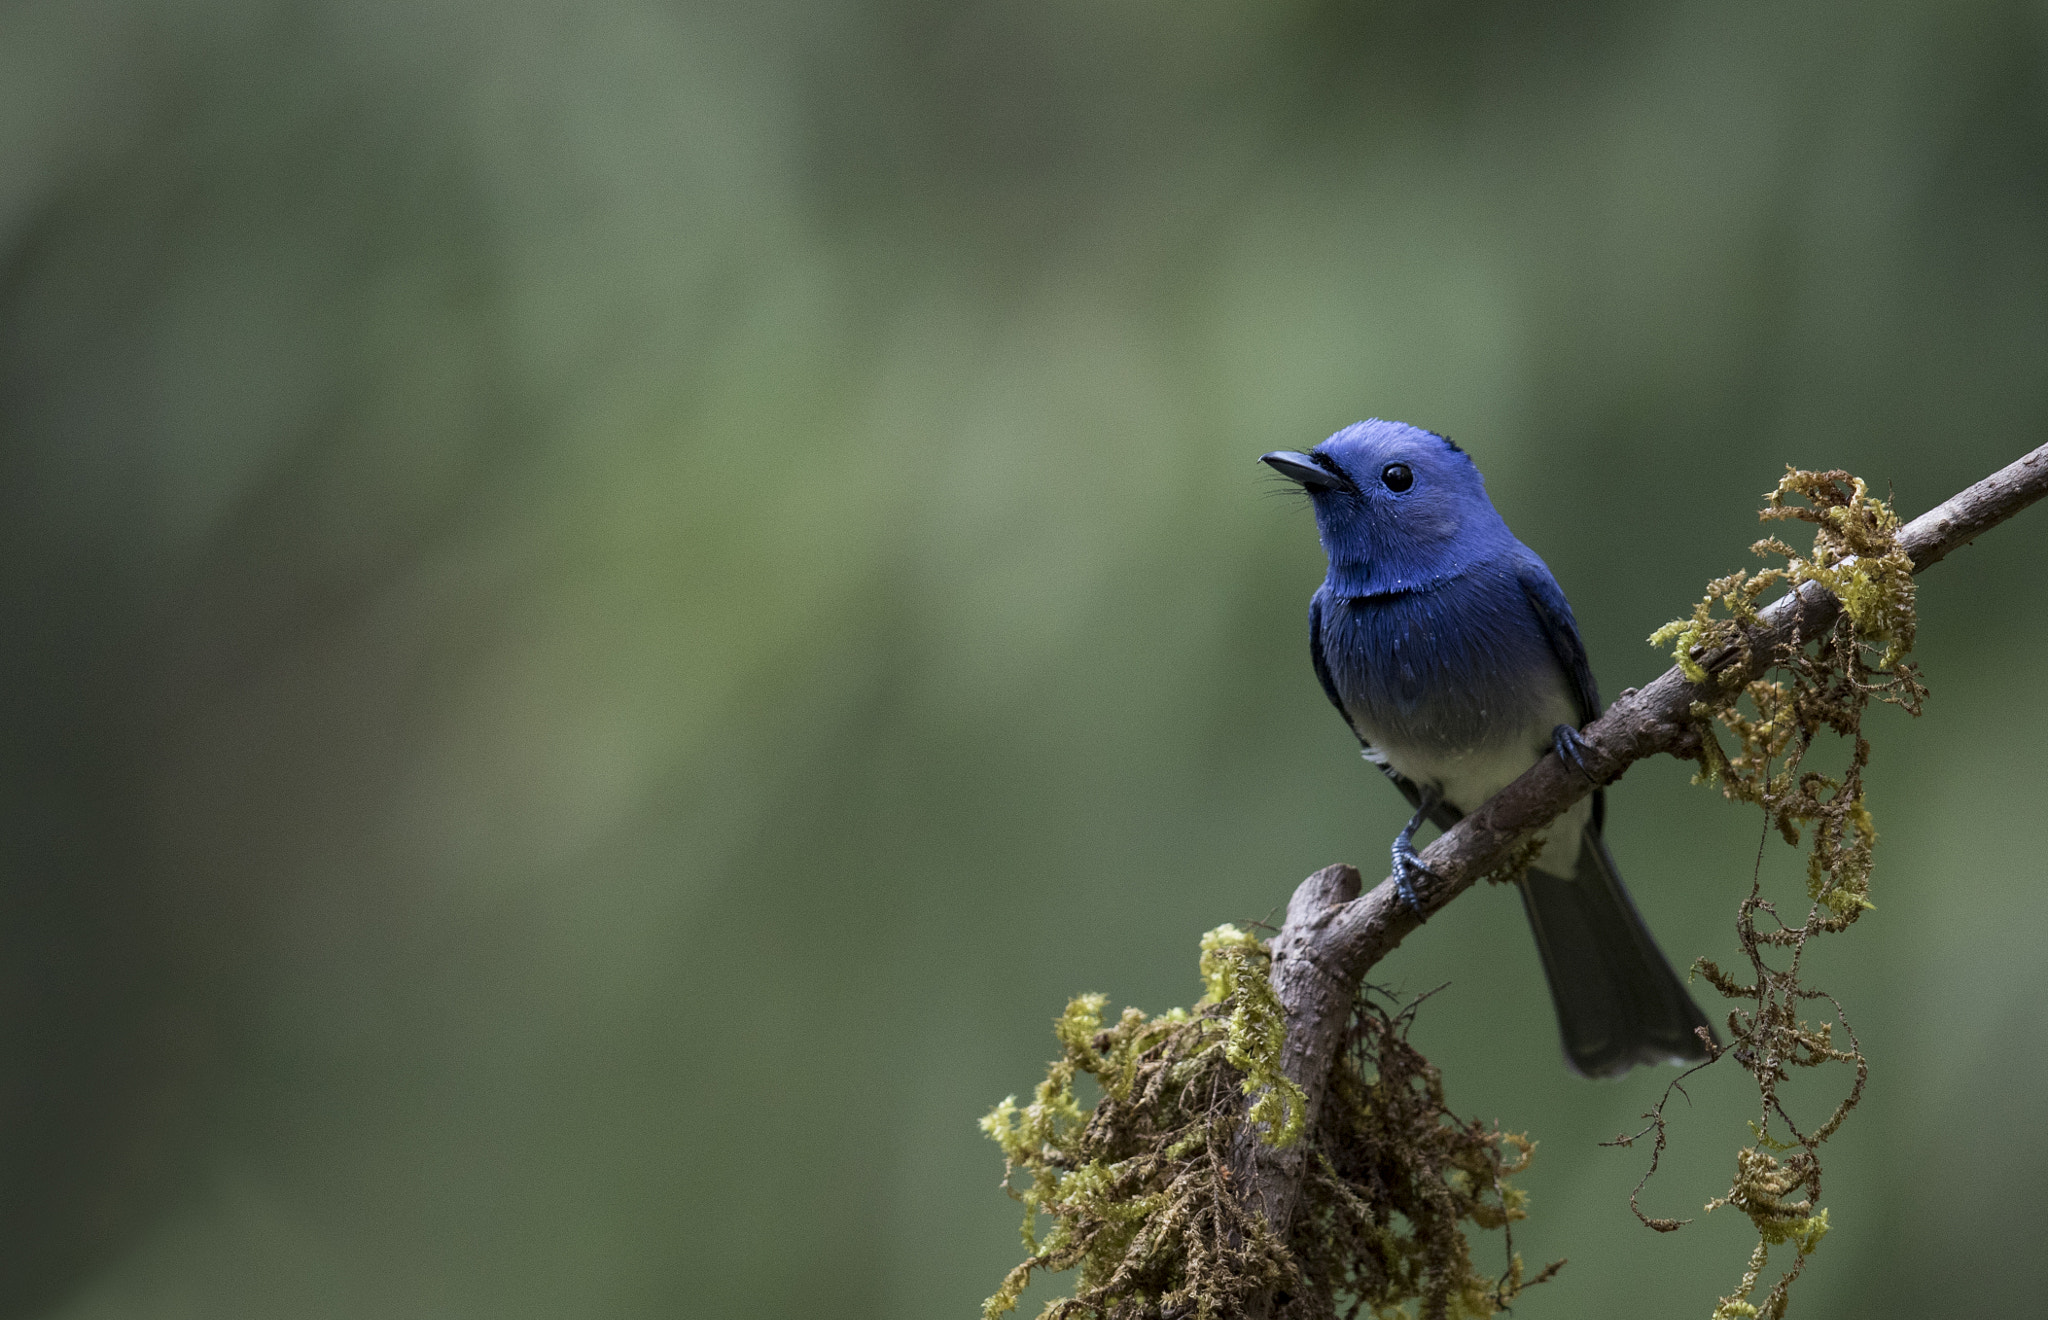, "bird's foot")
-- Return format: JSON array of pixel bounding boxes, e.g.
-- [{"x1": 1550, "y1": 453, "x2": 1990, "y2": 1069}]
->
[
  {"x1": 1391, "y1": 842, "x2": 1435, "y2": 917},
  {"x1": 1552, "y1": 724, "x2": 1599, "y2": 786},
  {"x1": 1391, "y1": 796, "x2": 1440, "y2": 919}
]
